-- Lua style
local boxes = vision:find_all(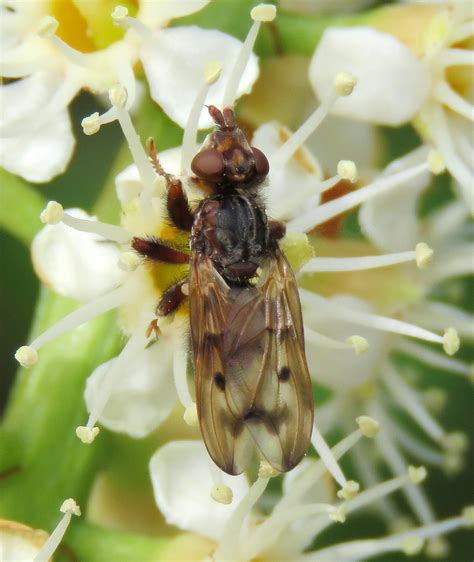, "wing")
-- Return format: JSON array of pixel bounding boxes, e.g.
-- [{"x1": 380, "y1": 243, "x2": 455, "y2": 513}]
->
[{"x1": 189, "y1": 250, "x2": 314, "y2": 475}]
